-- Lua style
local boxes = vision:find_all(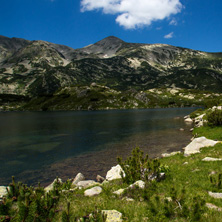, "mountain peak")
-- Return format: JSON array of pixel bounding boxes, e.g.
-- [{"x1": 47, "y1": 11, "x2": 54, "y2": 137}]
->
[
  {"x1": 102, "y1": 36, "x2": 124, "y2": 42},
  {"x1": 95, "y1": 36, "x2": 124, "y2": 46},
  {"x1": 77, "y1": 36, "x2": 125, "y2": 58}
]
